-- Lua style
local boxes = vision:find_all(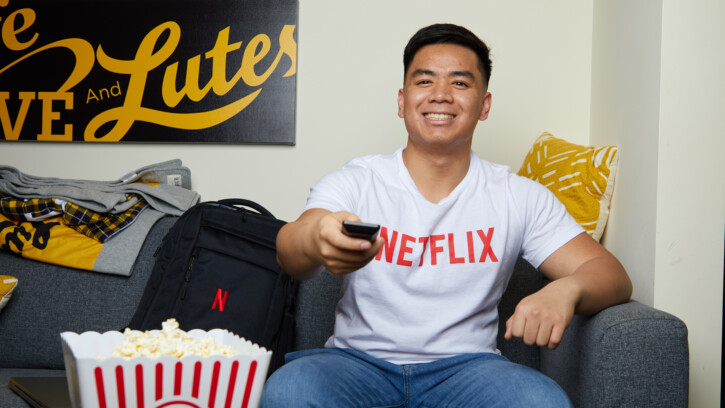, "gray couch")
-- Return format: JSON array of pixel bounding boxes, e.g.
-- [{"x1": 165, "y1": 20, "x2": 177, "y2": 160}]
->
[{"x1": 1, "y1": 216, "x2": 689, "y2": 407}]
